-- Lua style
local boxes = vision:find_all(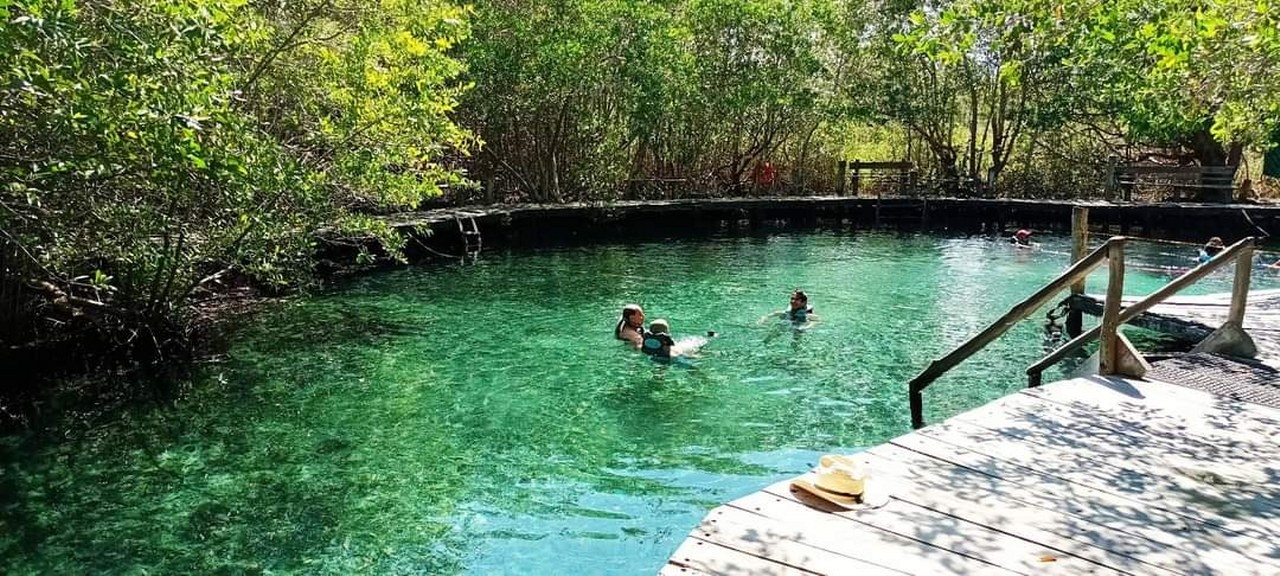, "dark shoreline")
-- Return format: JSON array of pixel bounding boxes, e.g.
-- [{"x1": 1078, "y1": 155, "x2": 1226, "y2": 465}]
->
[{"x1": 8, "y1": 196, "x2": 1278, "y2": 430}]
